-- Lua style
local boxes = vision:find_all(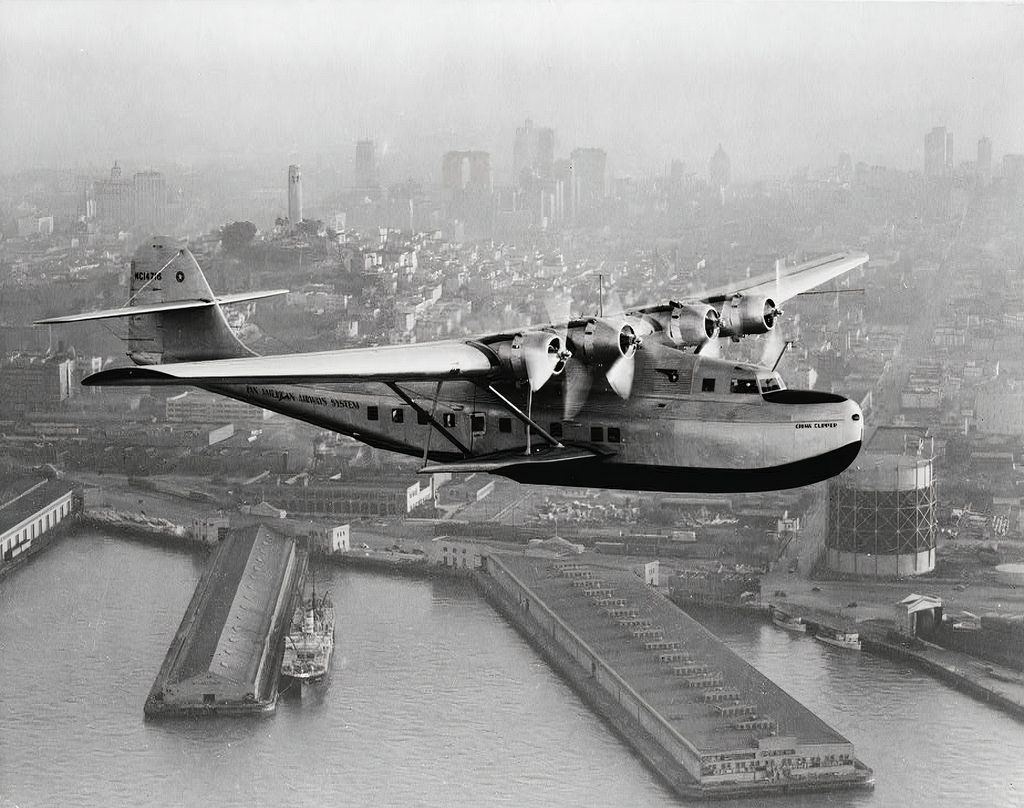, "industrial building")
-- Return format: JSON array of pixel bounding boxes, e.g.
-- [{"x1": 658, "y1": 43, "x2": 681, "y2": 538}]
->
[
  {"x1": 263, "y1": 478, "x2": 433, "y2": 517},
  {"x1": 0, "y1": 476, "x2": 76, "y2": 572},
  {"x1": 826, "y1": 428, "x2": 937, "y2": 576},
  {"x1": 0, "y1": 353, "x2": 75, "y2": 414},
  {"x1": 165, "y1": 390, "x2": 269, "y2": 425},
  {"x1": 145, "y1": 526, "x2": 305, "y2": 716}
]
